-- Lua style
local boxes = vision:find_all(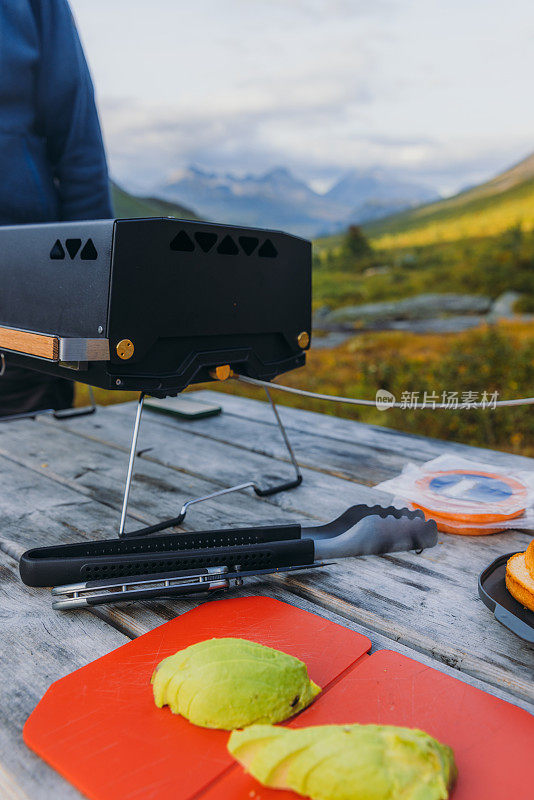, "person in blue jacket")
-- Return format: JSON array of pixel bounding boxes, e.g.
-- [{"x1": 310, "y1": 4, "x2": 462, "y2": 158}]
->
[{"x1": 0, "y1": 0, "x2": 112, "y2": 415}]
